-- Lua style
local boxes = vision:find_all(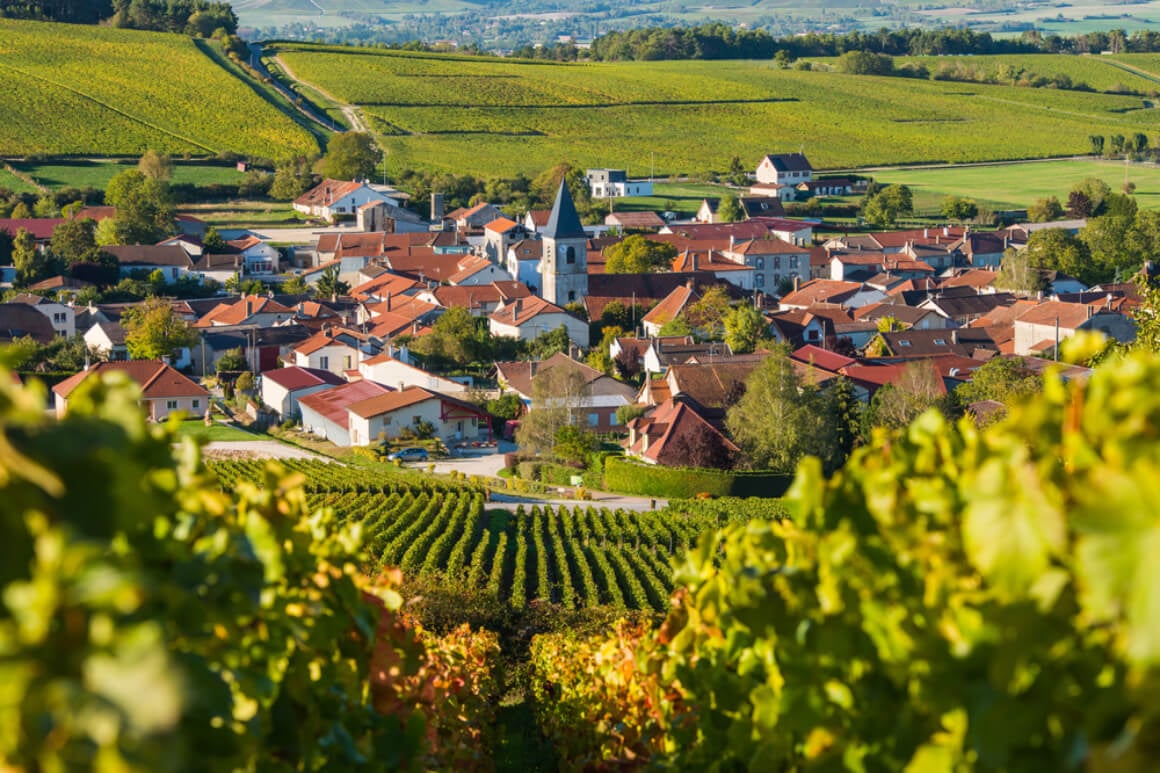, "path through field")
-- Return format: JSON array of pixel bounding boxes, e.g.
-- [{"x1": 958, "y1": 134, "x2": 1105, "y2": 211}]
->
[{"x1": 271, "y1": 51, "x2": 368, "y2": 133}]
